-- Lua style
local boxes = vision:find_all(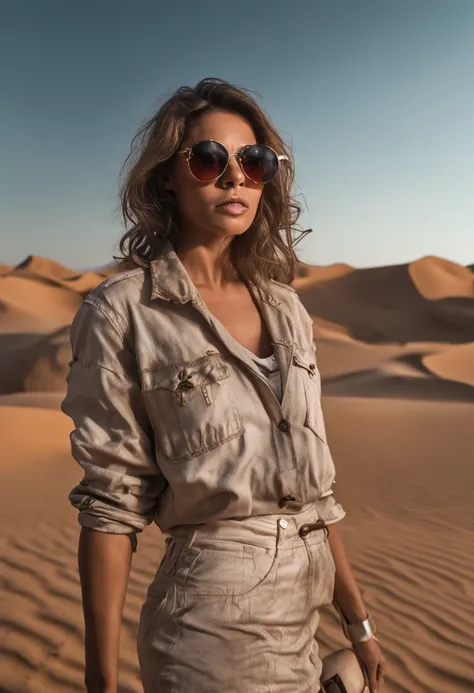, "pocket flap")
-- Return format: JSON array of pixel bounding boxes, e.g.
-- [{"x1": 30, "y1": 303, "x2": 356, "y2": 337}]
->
[
  {"x1": 292, "y1": 351, "x2": 317, "y2": 376},
  {"x1": 142, "y1": 353, "x2": 229, "y2": 393}
]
